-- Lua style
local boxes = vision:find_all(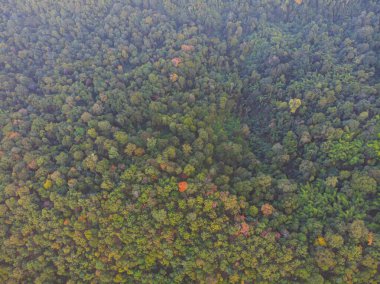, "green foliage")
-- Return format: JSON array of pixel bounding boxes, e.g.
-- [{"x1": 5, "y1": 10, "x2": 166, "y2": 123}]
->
[
  {"x1": 87, "y1": 128, "x2": 97, "y2": 139},
  {"x1": 368, "y1": 114, "x2": 380, "y2": 159},
  {"x1": 350, "y1": 173, "x2": 377, "y2": 194},
  {"x1": 315, "y1": 249, "x2": 337, "y2": 271},
  {"x1": 108, "y1": 146, "x2": 119, "y2": 160},
  {"x1": 368, "y1": 132, "x2": 380, "y2": 158},
  {"x1": 325, "y1": 135, "x2": 364, "y2": 166},
  {"x1": 248, "y1": 205, "x2": 259, "y2": 217},
  {"x1": 183, "y1": 164, "x2": 196, "y2": 177},
  {"x1": 283, "y1": 131, "x2": 298, "y2": 155},
  {"x1": 0, "y1": 0, "x2": 378, "y2": 283},
  {"x1": 114, "y1": 131, "x2": 129, "y2": 145},
  {"x1": 349, "y1": 220, "x2": 369, "y2": 242}
]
